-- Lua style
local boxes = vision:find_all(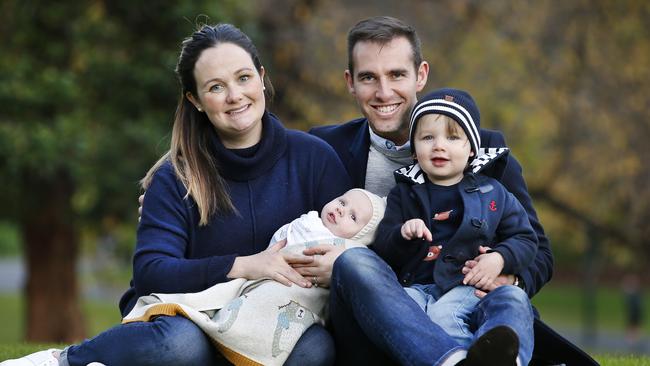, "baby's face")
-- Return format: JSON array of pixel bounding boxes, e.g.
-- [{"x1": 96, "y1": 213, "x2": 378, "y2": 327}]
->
[{"x1": 321, "y1": 190, "x2": 373, "y2": 238}]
